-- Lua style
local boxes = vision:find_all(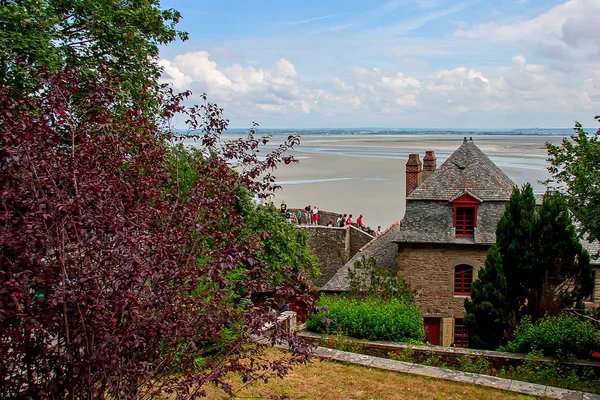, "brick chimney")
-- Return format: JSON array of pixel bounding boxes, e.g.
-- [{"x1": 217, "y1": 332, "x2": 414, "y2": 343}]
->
[
  {"x1": 422, "y1": 150, "x2": 437, "y2": 182},
  {"x1": 406, "y1": 153, "x2": 423, "y2": 196}
]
